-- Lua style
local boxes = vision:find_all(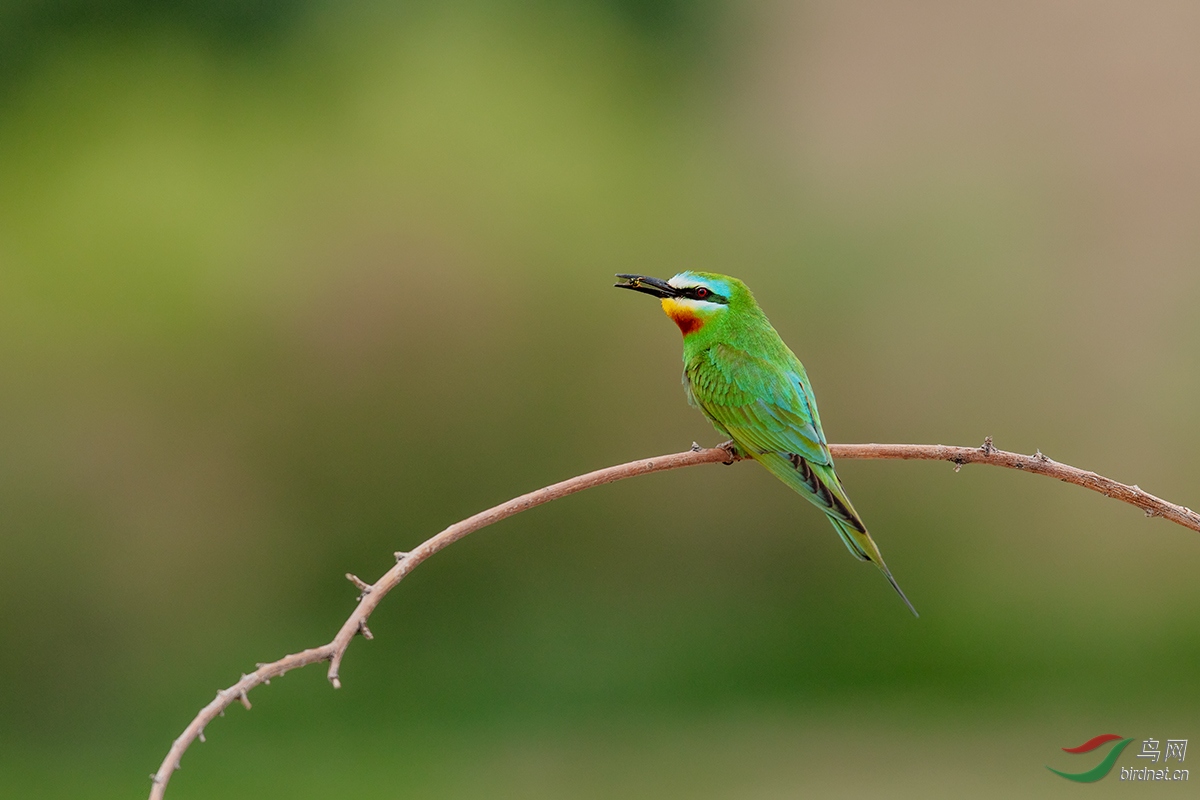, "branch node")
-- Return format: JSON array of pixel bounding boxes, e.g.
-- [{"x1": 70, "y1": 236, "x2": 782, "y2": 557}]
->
[
  {"x1": 198, "y1": 729, "x2": 205, "y2": 743},
  {"x1": 690, "y1": 441, "x2": 702, "y2": 452},
  {"x1": 150, "y1": 774, "x2": 161, "y2": 784},
  {"x1": 981, "y1": 436, "x2": 995, "y2": 455},
  {"x1": 952, "y1": 458, "x2": 964, "y2": 473},
  {"x1": 331, "y1": 677, "x2": 342, "y2": 690},
  {"x1": 1034, "y1": 449, "x2": 1049, "y2": 462},
  {"x1": 1145, "y1": 508, "x2": 1158, "y2": 518},
  {"x1": 238, "y1": 691, "x2": 252, "y2": 710},
  {"x1": 346, "y1": 573, "x2": 372, "y2": 596},
  {"x1": 358, "y1": 620, "x2": 374, "y2": 640},
  {"x1": 394, "y1": 551, "x2": 409, "y2": 562}
]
